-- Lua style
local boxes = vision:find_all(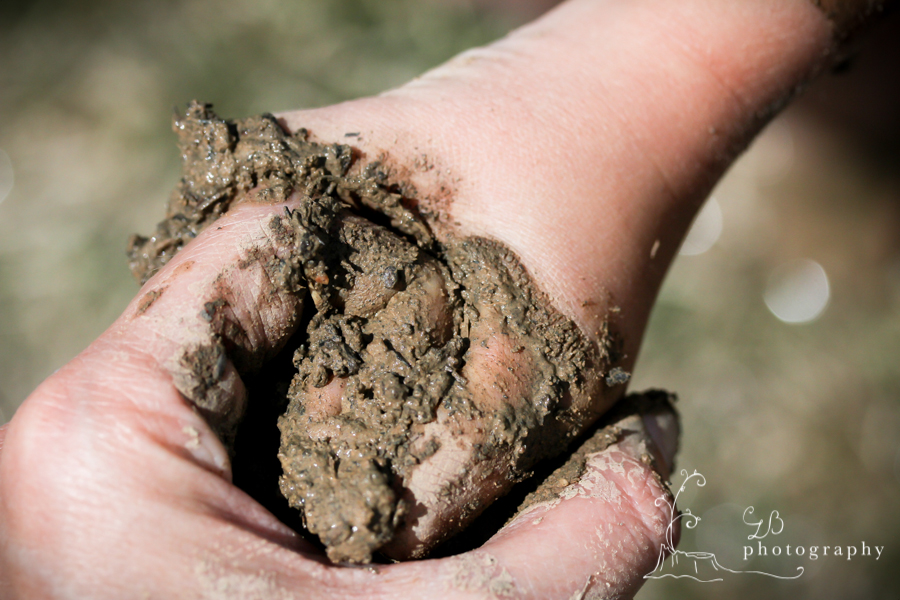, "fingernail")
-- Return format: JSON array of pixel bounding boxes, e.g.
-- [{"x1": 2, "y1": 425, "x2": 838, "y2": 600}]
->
[
  {"x1": 642, "y1": 409, "x2": 680, "y2": 476},
  {"x1": 609, "y1": 391, "x2": 680, "y2": 478}
]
